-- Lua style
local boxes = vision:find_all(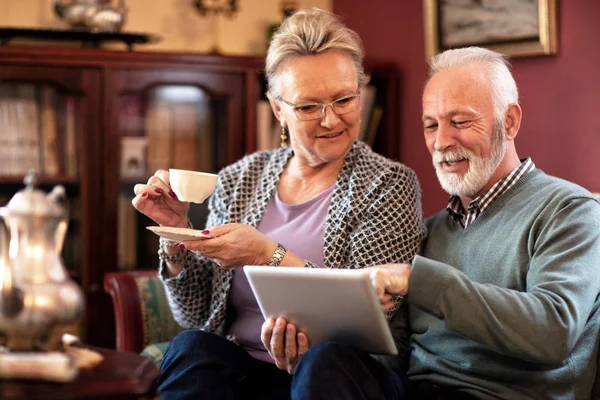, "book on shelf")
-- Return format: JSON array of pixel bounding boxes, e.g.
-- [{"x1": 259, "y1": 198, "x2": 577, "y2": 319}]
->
[
  {"x1": 0, "y1": 83, "x2": 41, "y2": 176},
  {"x1": 64, "y1": 96, "x2": 78, "y2": 177},
  {"x1": 40, "y1": 85, "x2": 70, "y2": 178},
  {"x1": 17, "y1": 84, "x2": 41, "y2": 175},
  {"x1": 0, "y1": 83, "x2": 82, "y2": 179},
  {"x1": 38, "y1": 85, "x2": 60, "y2": 177}
]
